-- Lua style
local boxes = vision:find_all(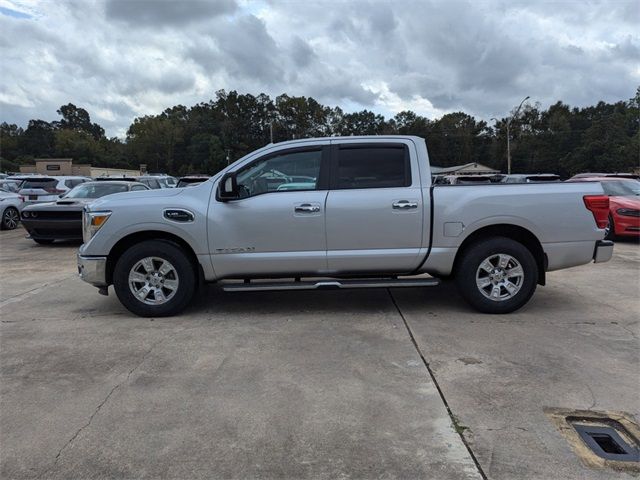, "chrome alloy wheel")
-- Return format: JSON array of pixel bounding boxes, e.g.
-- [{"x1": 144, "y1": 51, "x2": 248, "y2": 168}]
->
[
  {"x1": 128, "y1": 256, "x2": 179, "y2": 305},
  {"x1": 475, "y1": 253, "x2": 524, "y2": 301},
  {"x1": 3, "y1": 208, "x2": 19, "y2": 229}
]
